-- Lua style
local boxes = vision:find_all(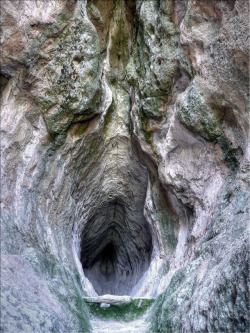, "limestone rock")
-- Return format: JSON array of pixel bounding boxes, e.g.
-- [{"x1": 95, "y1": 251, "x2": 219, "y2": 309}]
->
[{"x1": 1, "y1": 0, "x2": 249, "y2": 332}]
